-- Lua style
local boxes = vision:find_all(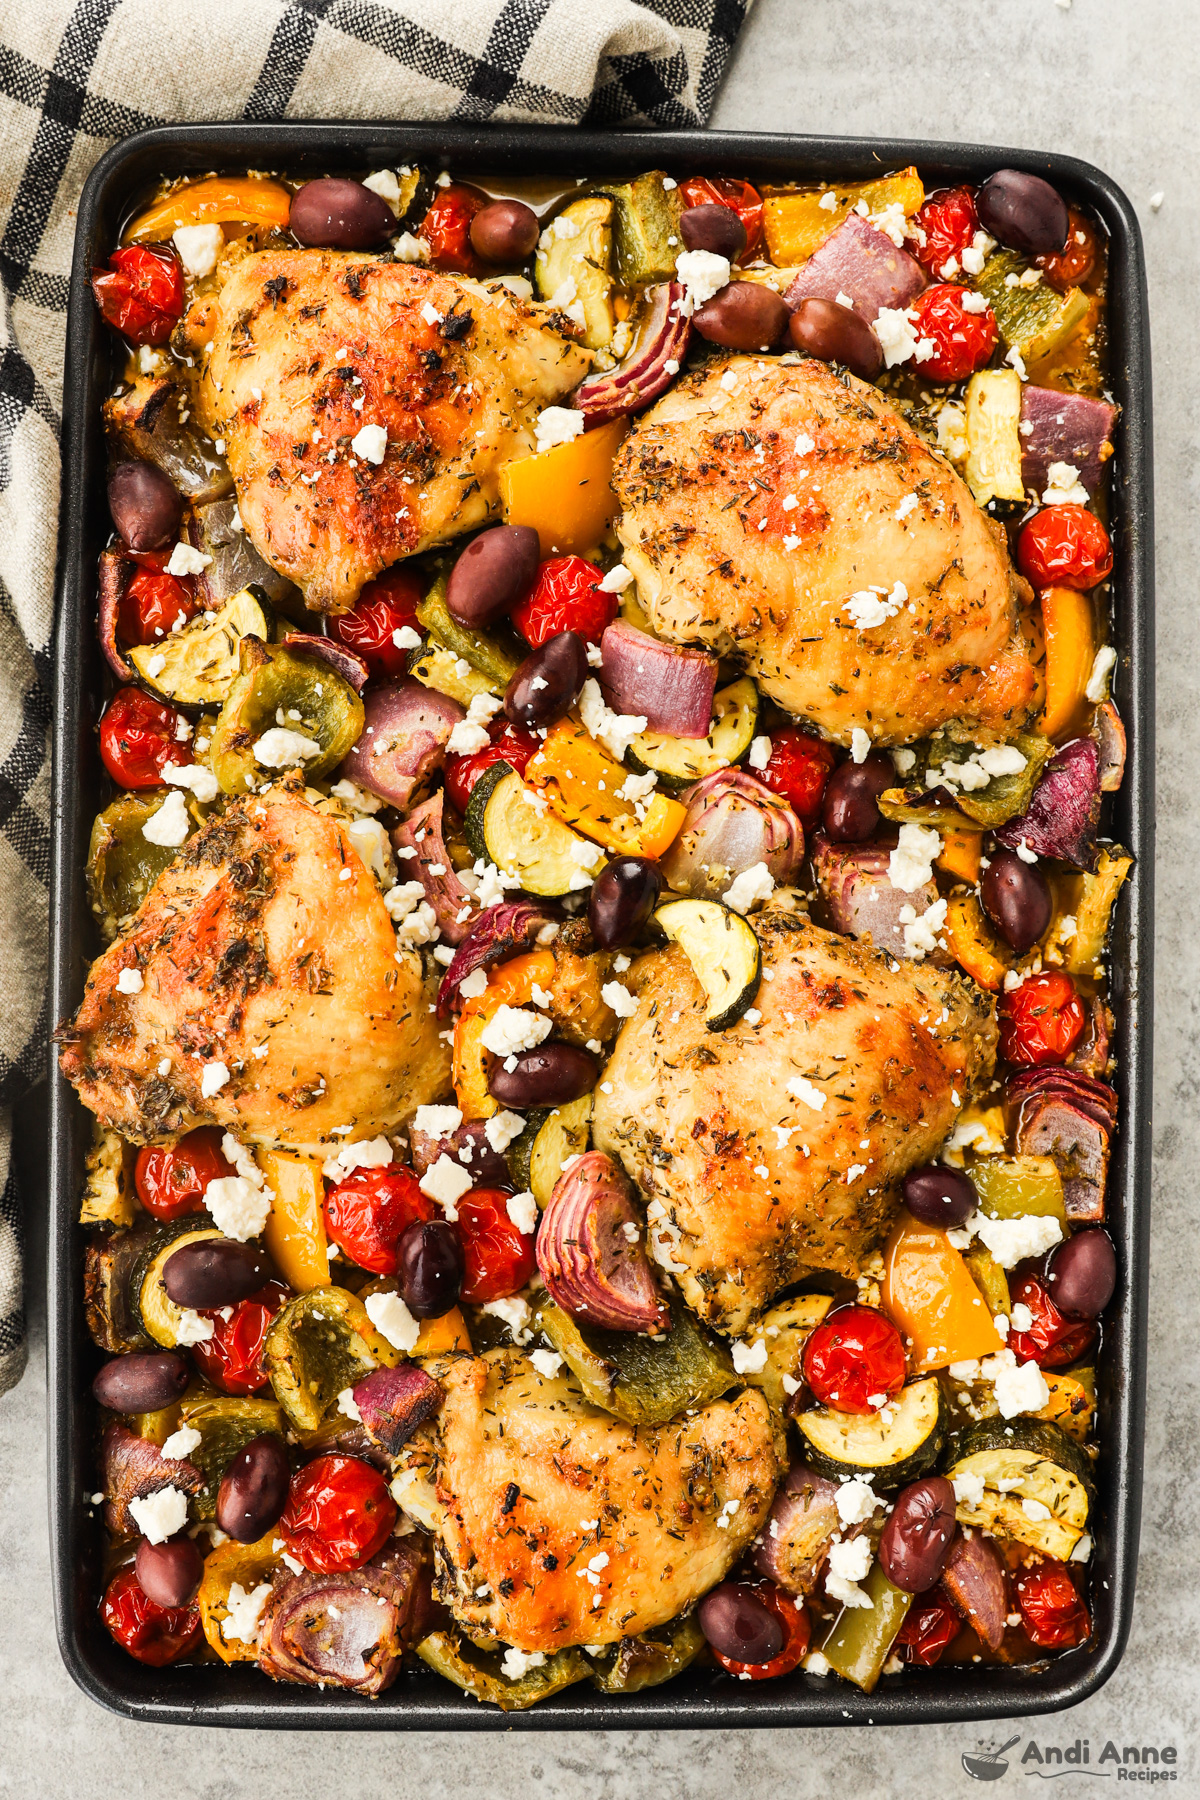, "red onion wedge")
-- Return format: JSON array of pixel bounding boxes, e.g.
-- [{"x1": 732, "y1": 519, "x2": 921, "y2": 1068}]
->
[
  {"x1": 751, "y1": 1461, "x2": 842, "y2": 1596},
  {"x1": 1092, "y1": 698, "x2": 1126, "y2": 794},
  {"x1": 1067, "y1": 993, "x2": 1114, "y2": 1080},
  {"x1": 1010, "y1": 1067, "x2": 1115, "y2": 1223},
  {"x1": 97, "y1": 548, "x2": 138, "y2": 683},
  {"x1": 663, "y1": 768, "x2": 804, "y2": 900},
  {"x1": 409, "y1": 1117, "x2": 511, "y2": 1188},
  {"x1": 598, "y1": 620, "x2": 718, "y2": 739},
  {"x1": 101, "y1": 1421, "x2": 203, "y2": 1538},
  {"x1": 281, "y1": 632, "x2": 369, "y2": 693},
  {"x1": 257, "y1": 1542, "x2": 423, "y2": 1695},
  {"x1": 537, "y1": 1151, "x2": 669, "y2": 1334},
  {"x1": 812, "y1": 832, "x2": 943, "y2": 960},
  {"x1": 941, "y1": 1530, "x2": 1008, "y2": 1653},
  {"x1": 188, "y1": 495, "x2": 297, "y2": 606},
  {"x1": 573, "y1": 282, "x2": 692, "y2": 425},
  {"x1": 994, "y1": 736, "x2": 1101, "y2": 870},
  {"x1": 784, "y1": 213, "x2": 926, "y2": 322},
  {"x1": 352, "y1": 1364, "x2": 444, "y2": 1458},
  {"x1": 393, "y1": 790, "x2": 478, "y2": 945},
  {"x1": 1019, "y1": 387, "x2": 1118, "y2": 499},
  {"x1": 436, "y1": 900, "x2": 561, "y2": 1017},
  {"x1": 337, "y1": 676, "x2": 463, "y2": 812}
]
